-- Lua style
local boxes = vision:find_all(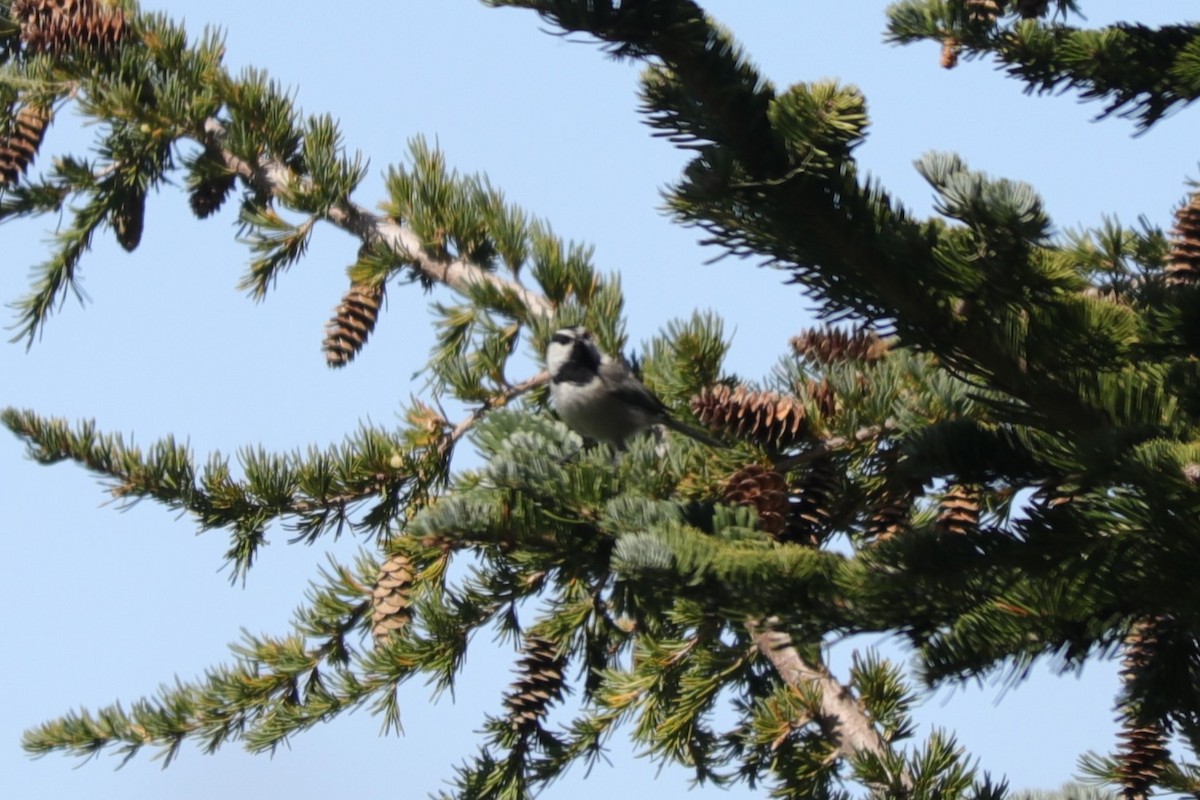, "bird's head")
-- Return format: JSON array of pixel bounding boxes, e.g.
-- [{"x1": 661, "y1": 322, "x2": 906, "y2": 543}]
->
[{"x1": 545, "y1": 326, "x2": 602, "y2": 382}]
